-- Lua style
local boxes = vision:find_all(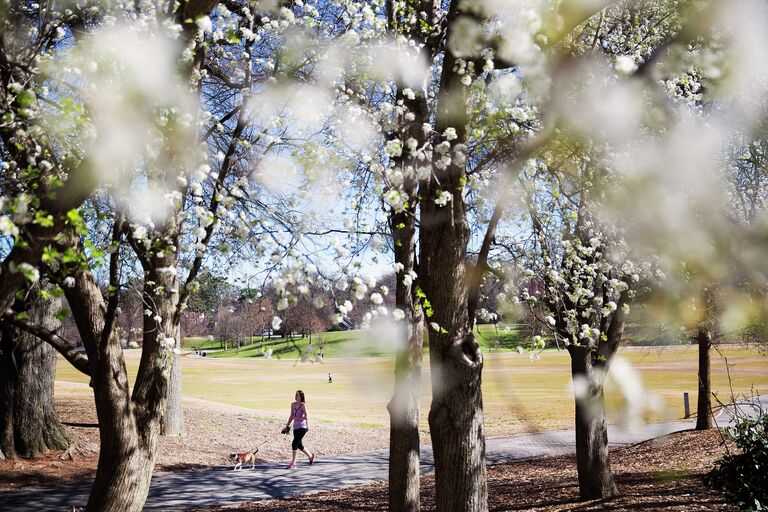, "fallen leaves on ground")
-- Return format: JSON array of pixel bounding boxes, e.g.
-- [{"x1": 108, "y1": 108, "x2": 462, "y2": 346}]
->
[
  {"x1": 0, "y1": 397, "x2": 391, "y2": 492},
  {"x1": 193, "y1": 429, "x2": 735, "y2": 512}
]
